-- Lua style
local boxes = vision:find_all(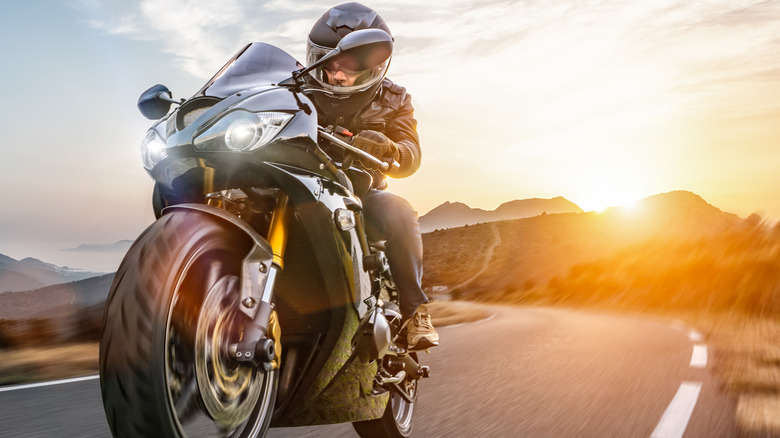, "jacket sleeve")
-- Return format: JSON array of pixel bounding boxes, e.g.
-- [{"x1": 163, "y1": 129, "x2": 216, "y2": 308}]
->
[{"x1": 384, "y1": 90, "x2": 421, "y2": 179}]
